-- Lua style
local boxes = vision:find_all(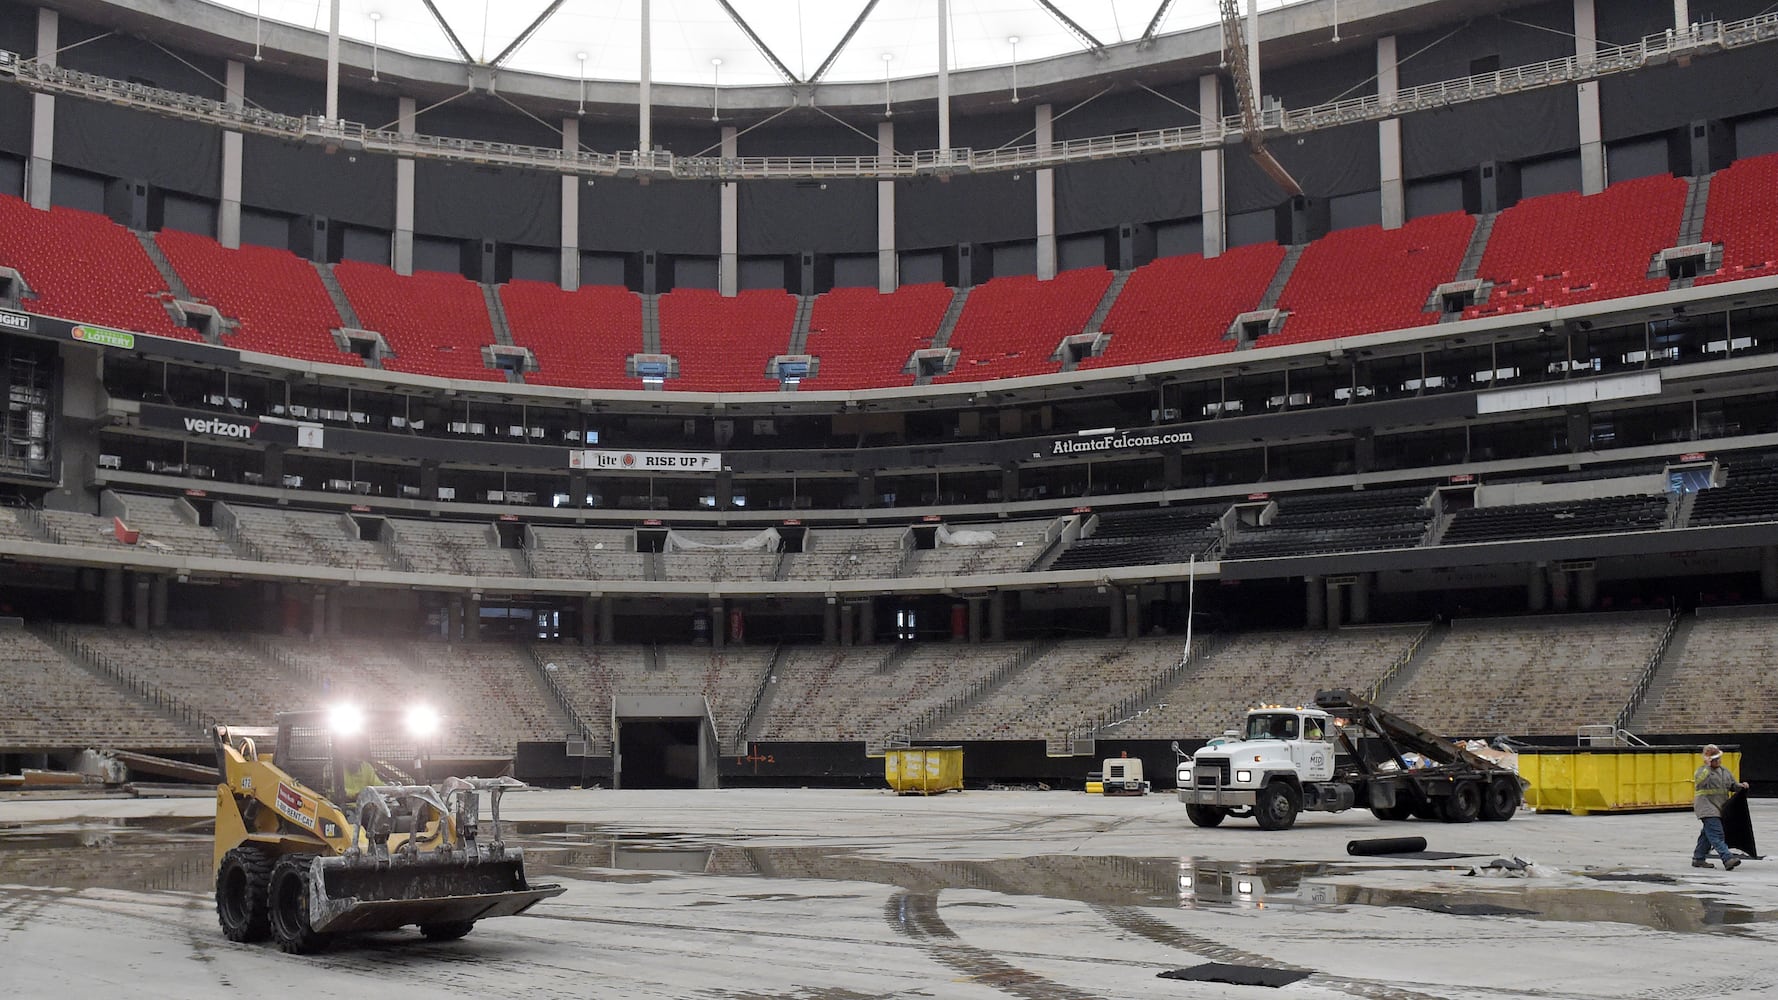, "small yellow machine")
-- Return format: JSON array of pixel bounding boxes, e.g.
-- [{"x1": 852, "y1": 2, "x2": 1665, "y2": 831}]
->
[{"x1": 212, "y1": 705, "x2": 563, "y2": 953}]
